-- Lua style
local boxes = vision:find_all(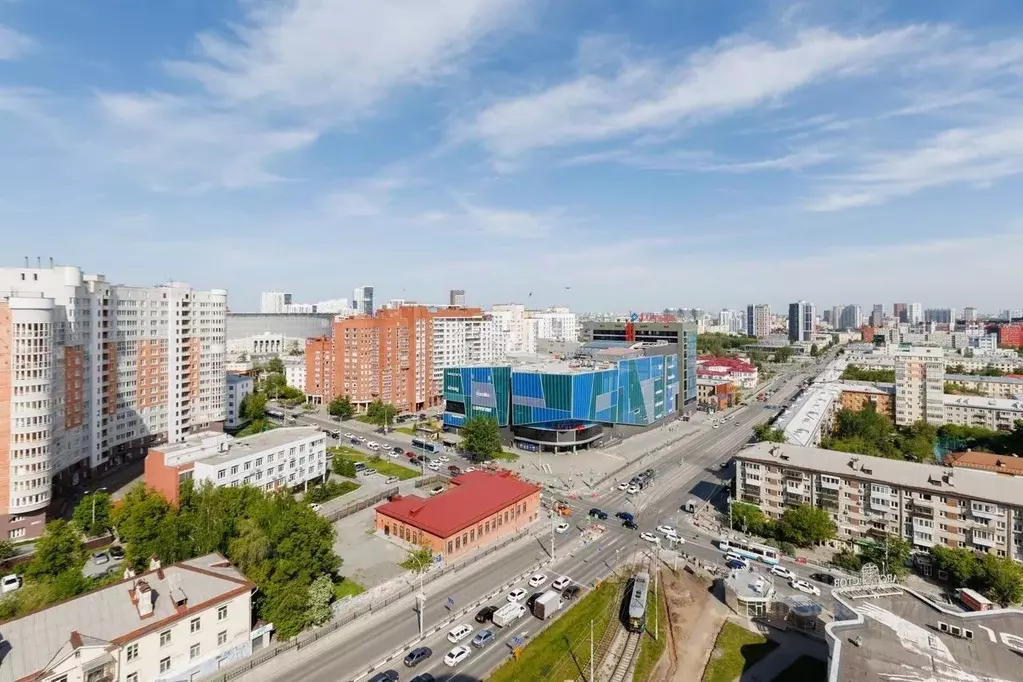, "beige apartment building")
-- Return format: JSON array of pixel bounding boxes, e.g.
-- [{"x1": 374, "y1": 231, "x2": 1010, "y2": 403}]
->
[
  {"x1": 735, "y1": 442, "x2": 1023, "y2": 562},
  {"x1": 894, "y1": 345, "x2": 945, "y2": 426},
  {"x1": 0, "y1": 264, "x2": 227, "y2": 539},
  {"x1": 944, "y1": 373, "x2": 1023, "y2": 400}
]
